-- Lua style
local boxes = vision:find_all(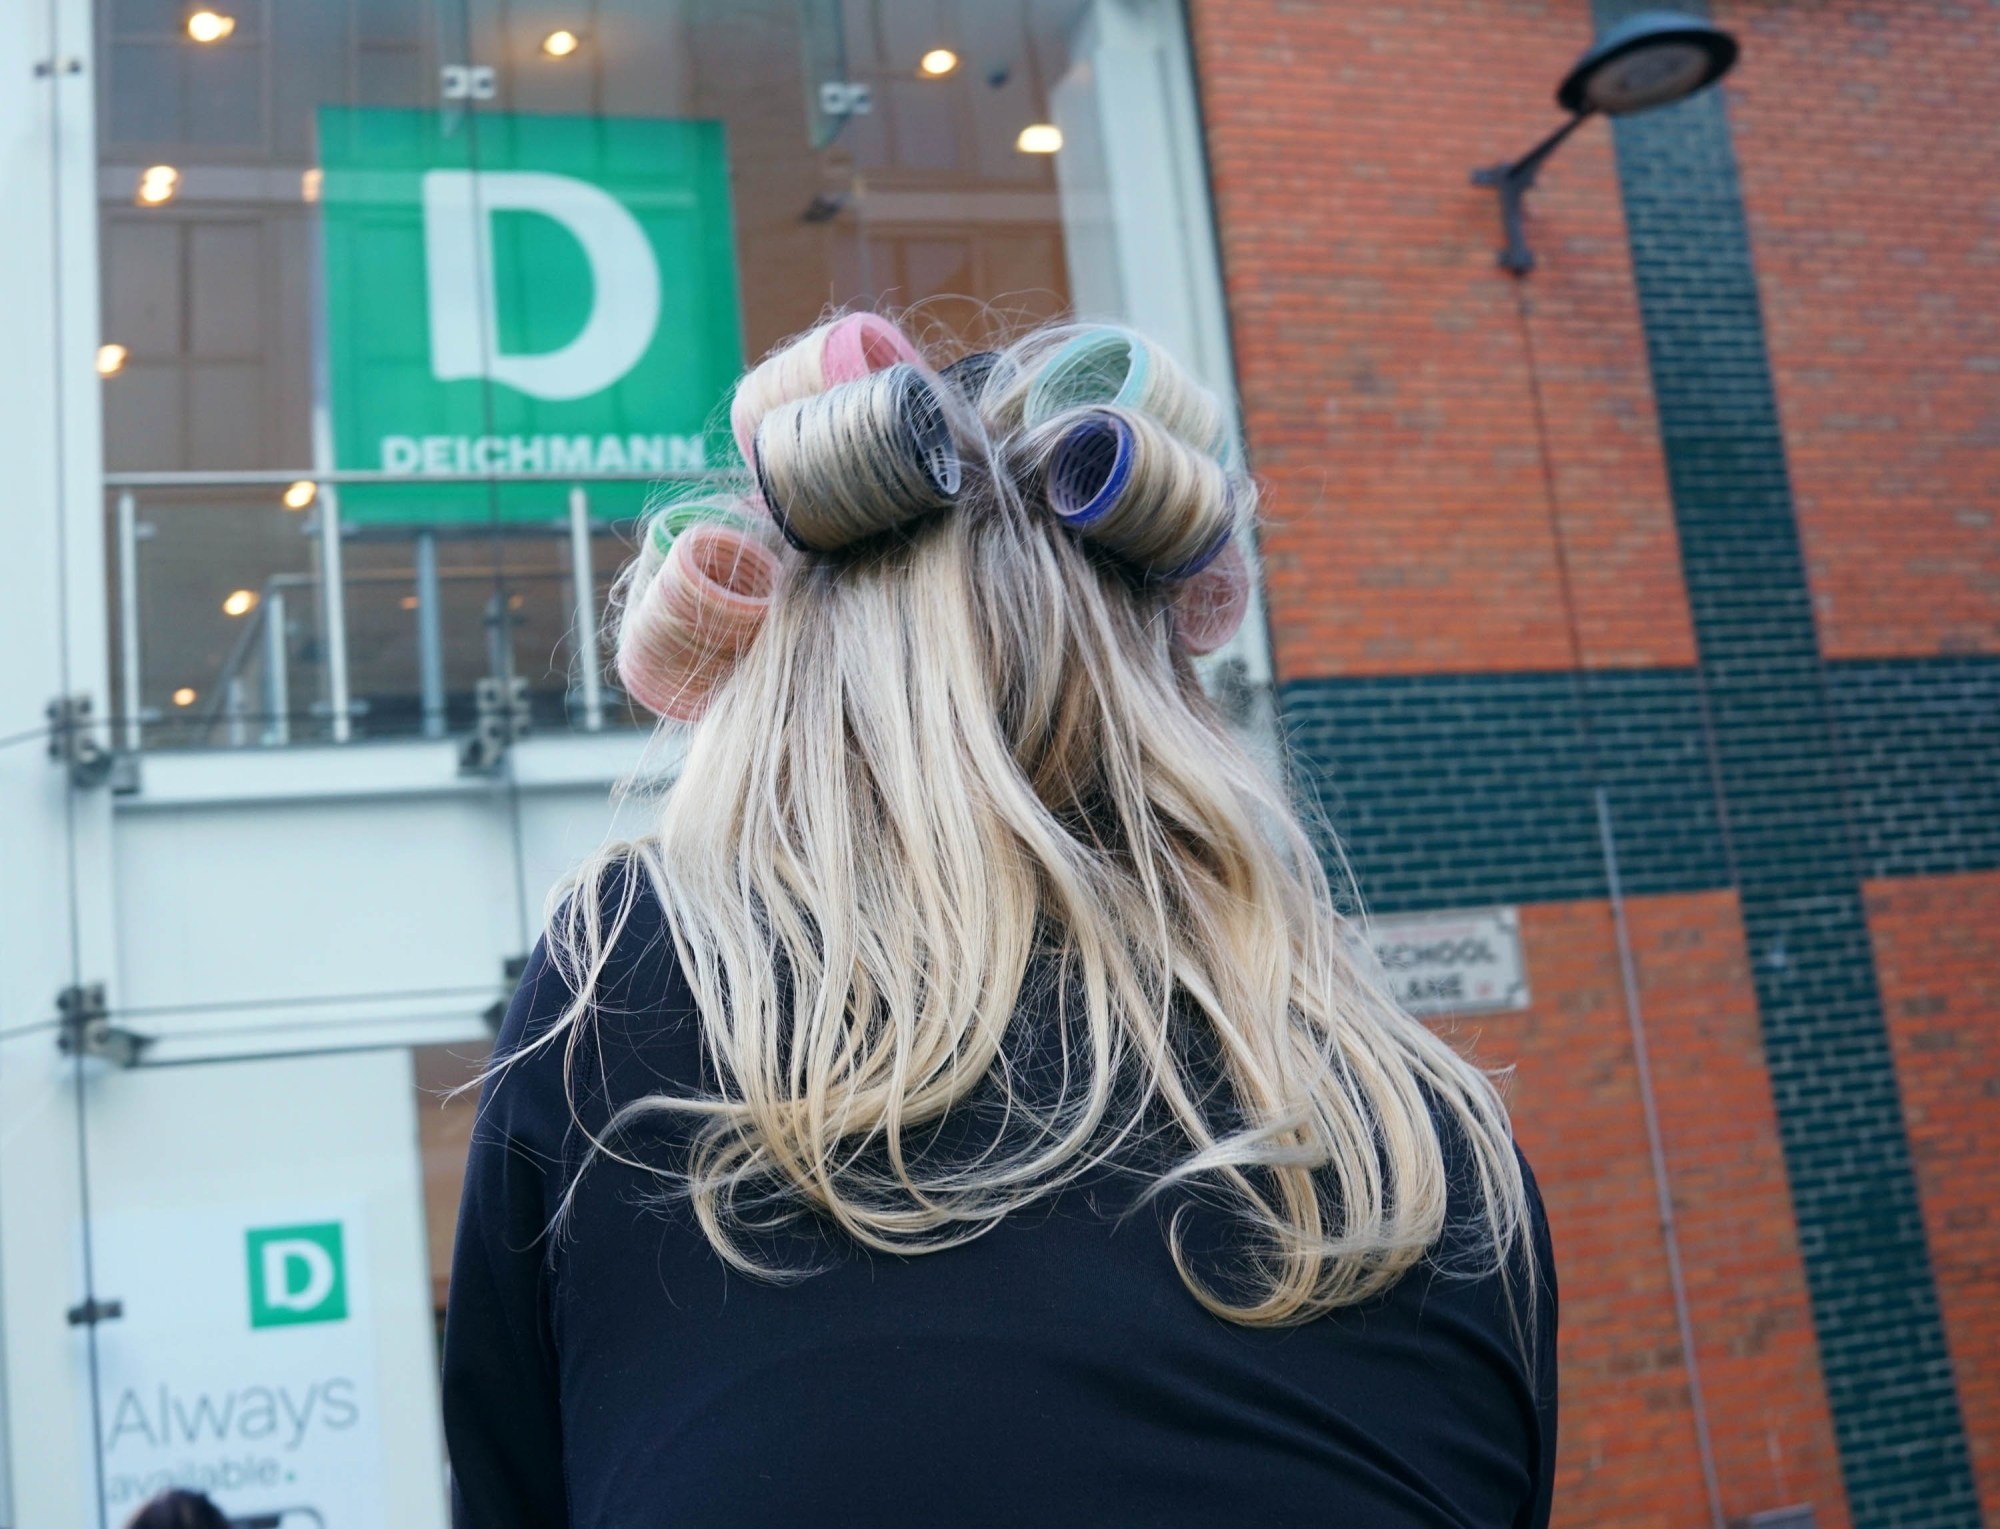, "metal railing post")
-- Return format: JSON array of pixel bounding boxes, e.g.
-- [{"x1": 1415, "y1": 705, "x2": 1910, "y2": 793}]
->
[
  {"x1": 225, "y1": 676, "x2": 249, "y2": 747},
  {"x1": 319, "y1": 487, "x2": 352, "y2": 742},
  {"x1": 260, "y1": 590, "x2": 290, "y2": 746},
  {"x1": 414, "y1": 530, "x2": 446, "y2": 739},
  {"x1": 116, "y1": 489, "x2": 143, "y2": 752},
  {"x1": 567, "y1": 485, "x2": 604, "y2": 732}
]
